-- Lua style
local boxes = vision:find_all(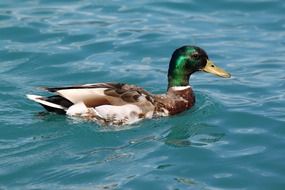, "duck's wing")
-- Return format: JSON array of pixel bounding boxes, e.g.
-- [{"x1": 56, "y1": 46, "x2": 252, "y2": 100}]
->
[
  {"x1": 42, "y1": 83, "x2": 124, "y2": 93},
  {"x1": 41, "y1": 82, "x2": 154, "y2": 107}
]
